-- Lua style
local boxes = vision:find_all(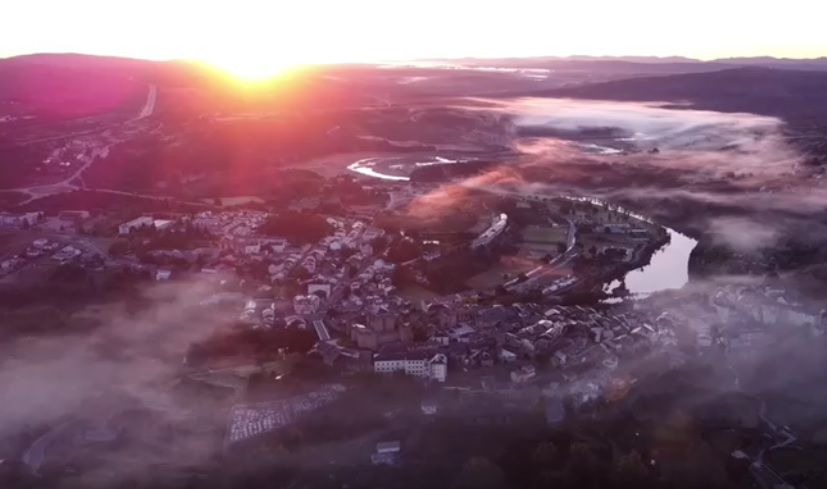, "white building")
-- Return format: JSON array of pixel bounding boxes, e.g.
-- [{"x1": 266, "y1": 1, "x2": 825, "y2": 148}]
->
[
  {"x1": 118, "y1": 216, "x2": 154, "y2": 235},
  {"x1": 0, "y1": 212, "x2": 42, "y2": 228},
  {"x1": 155, "y1": 269, "x2": 172, "y2": 281},
  {"x1": 308, "y1": 283, "x2": 333, "y2": 299},
  {"x1": 499, "y1": 349, "x2": 517, "y2": 363},
  {"x1": 293, "y1": 294, "x2": 321, "y2": 315},
  {"x1": 267, "y1": 239, "x2": 286, "y2": 253},
  {"x1": 510, "y1": 365, "x2": 536, "y2": 383},
  {"x1": 373, "y1": 352, "x2": 447, "y2": 382},
  {"x1": 372, "y1": 440, "x2": 401, "y2": 465}
]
